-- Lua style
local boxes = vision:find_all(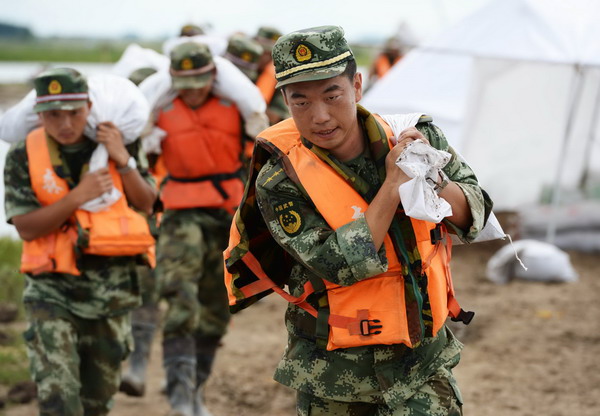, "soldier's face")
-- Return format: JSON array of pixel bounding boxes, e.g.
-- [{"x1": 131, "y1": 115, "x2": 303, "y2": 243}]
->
[
  {"x1": 283, "y1": 72, "x2": 363, "y2": 161},
  {"x1": 38, "y1": 103, "x2": 91, "y2": 145},
  {"x1": 178, "y1": 77, "x2": 214, "y2": 109}
]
